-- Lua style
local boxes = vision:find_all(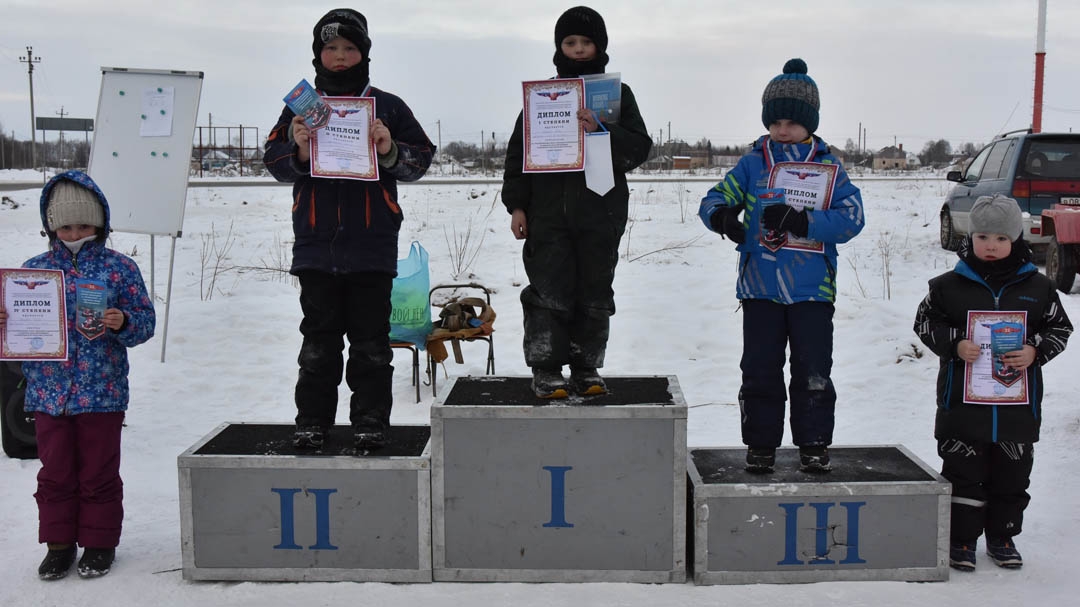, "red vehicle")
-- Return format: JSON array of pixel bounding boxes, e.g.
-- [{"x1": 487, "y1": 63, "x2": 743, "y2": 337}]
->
[{"x1": 1042, "y1": 201, "x2": 1080, "y2": 293}]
